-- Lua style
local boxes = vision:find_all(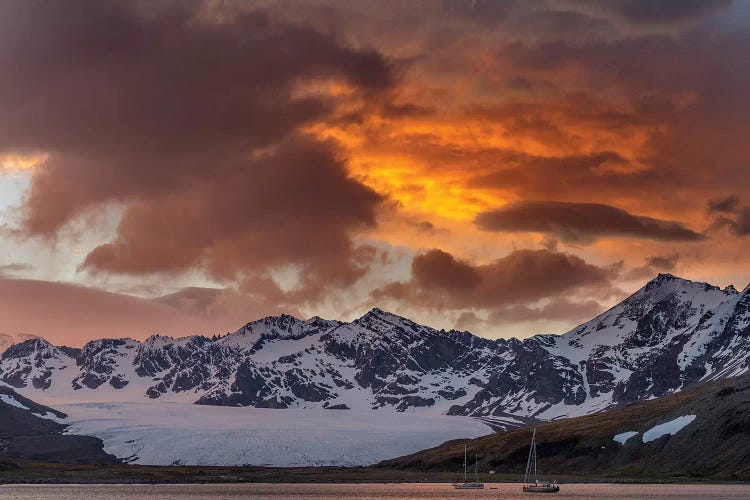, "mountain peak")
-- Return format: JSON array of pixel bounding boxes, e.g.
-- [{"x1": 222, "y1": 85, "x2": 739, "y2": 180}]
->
[
  {"x1": 0, "y1": 337, "x2": 64, "y2": 361},
  {"x1": 357, "y1": 307, "x2": 404, "y2": 323},
  {"x1": 245, "y1": 313, "x2": 302, "y2": 328},
  {"x1": 139, "y1": 334, "x2": 209, "y2": 352},
  {"x1": 656, "y1": 272, "x2": 676, "y2": 279},
  {"x1": 643, "y1": 273, "x2": 740, "y2": 297},
  {"x1": 306, "y1": 315, "x2": 341, "y2": 329},
  {"x1": 143, "y1": 333, "x2": 176, "y2": 343},
  {"x1": 649, "y1": 272, "x2": 682, "y2": 284},
  {"x1": 643, "y1": 273, "x2": 706, "y2": 291},
  {"x1": 354, "y1": 308, "x2": 426, "y2": 335},
  {"x1": 364, "y1": 306, "x2": 387, "y2": 317}
]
